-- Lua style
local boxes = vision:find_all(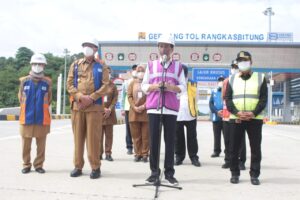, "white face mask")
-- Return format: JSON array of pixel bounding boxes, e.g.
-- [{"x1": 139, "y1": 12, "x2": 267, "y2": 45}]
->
[
  {"x1": 218, "y1": 81, "x2": 223, "y2": 88},
  {"x1": 238, "y1": 61, "x2": 251, "y2": 72},
  {"x1": 31, "y1": 64, "x2": 44, "y2": 73},
  {"x1": 131, "y1": 71, "x2": 137, "y2": 78},
  {"x1": 231, "y1": 69, "x2": 239, "y2": 75},
  {"x1": 83, "y1": 46, "x2": 94, "y2": 57},
  {"x1": 137, "y1": 72, "x2": 144, "y2": 80}
]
